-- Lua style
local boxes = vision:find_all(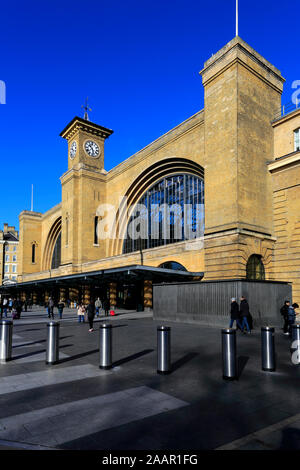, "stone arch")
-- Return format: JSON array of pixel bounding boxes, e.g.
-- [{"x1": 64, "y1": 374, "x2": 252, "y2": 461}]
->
[
  {"x1": 42, "y1": 217, "x2": 62, "y2": 270},
  {"x1": 108, "y1": 157, "x2": 204, "y2": 256}
]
